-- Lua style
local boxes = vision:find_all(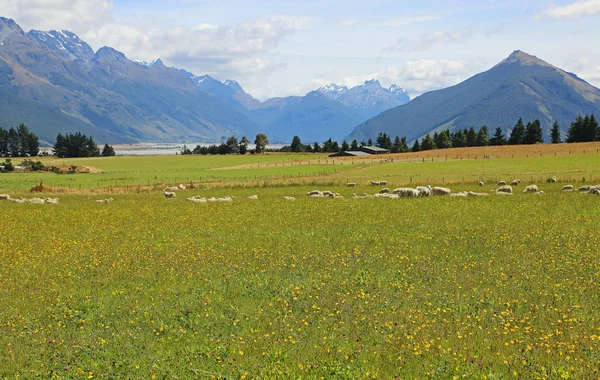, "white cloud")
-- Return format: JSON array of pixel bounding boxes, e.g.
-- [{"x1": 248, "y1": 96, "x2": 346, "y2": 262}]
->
[
  {"x1": 383, "y1": 27, "x2": 473, "y2": 52},
  {"x1": 538, "y1": 0, "x2": 600, "y2": 19}
]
